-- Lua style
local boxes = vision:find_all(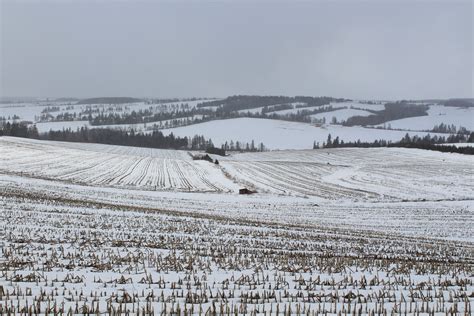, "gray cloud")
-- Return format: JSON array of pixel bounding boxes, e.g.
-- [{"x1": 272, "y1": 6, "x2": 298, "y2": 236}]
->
[{"x1": 1, "y1": 0, "x2": 472, "y2": 99}]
